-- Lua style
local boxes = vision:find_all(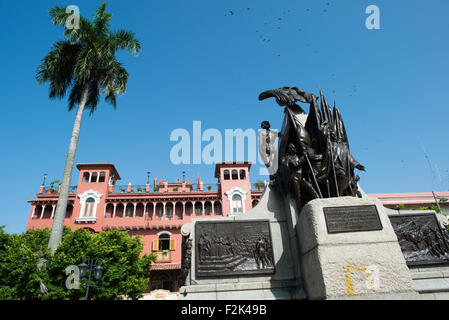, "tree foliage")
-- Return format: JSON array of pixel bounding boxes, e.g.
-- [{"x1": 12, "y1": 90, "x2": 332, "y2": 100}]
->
[
  {"x1": 0, "y1": 226, "x2": 155, "y2": 300},
  {"x1": 36, "y1": 2, "x2": 141, "y2": 115}
]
